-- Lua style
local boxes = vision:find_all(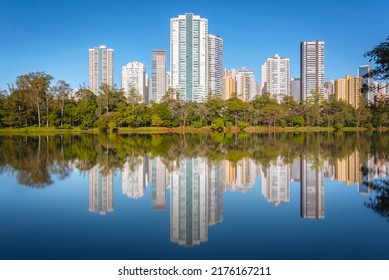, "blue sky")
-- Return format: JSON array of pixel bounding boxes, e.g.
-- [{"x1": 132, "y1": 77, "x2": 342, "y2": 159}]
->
[{"x1": 1, "y1": 0, "x2": 388, "y2": 90}]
